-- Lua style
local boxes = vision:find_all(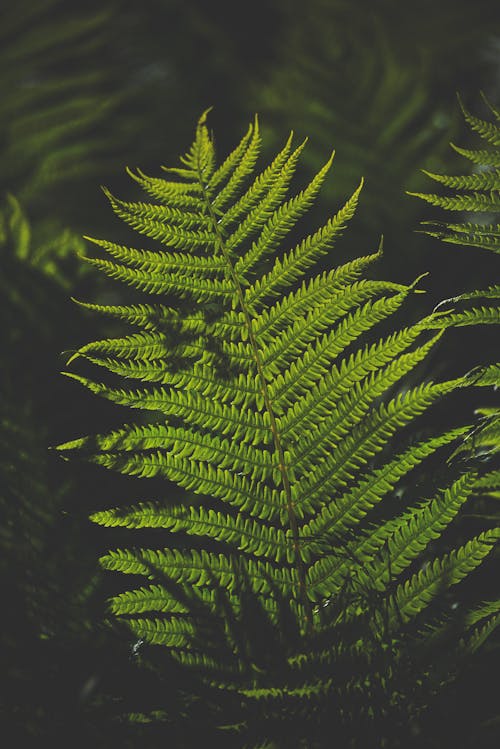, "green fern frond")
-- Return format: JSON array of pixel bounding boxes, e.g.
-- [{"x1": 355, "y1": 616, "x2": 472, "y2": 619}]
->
[
  {"x1": 126, "y1": 616, "x2": 196, "y2": 648},
  {"x1": 243, "y1": 179, "x2": 364, "y2": 306},
  {"x1": 409, "y1": 191, "x2": 500, "y2": 213},
  {"x1": 0, "y1": 194, "x2": 88, "y2": 287},
  {"x1": 461, "y1": 597, "x2": 500, "y2": 655},
  {"x1": 307, "y1": 471, "x2": 478, "y2": 599},
  {"x1": 459, "y1": 97, "x2": 500, "y2": 146},
  {"x1": 466, "y1": 364, "x2": 500, "y2": 387},
  {"x1": 464, "y1": 614, "x2": 500, "y2": 654},
  {"x1": 363, "y1": 473, "x2": 478, "y2": 583},
  {"x1": 419, "y1": 221, "x2": 500, "y2": 253},
  {"x1": 62, "y1": 114, "x2": 499, "y2": 741},
  {"x1": 446, "y1": 286, "x2": 500, "y2": 301},
  {"x1": 390, "y1": 529, "x2": 500, "y2": 623},
  {"x1": 410, "y1": 97, "x2": 500, "y2": 255},
  {"x1": 100, "y1": 547, "x2": 298, "y2": 598},
  {"x1": 92, "y1": 502, "x2": 291, "y2": 563},
  {"x1": 421, "y1": 170, "x2": 500, "y2": 191},
  {"x1": 474, "y1": 469, "x2": 500, "y2": 492},
  {"x1": 450, "y1": 143, "x2": 500, "y2": 167},
  {"x1": 465, "y1": 599, "x2": 500, "y2": 629},
  {"x1": 109, "y1": 584, "x2": 198, "y2": 615},
  {"x1": 302, "y1": 426, "x2": 469, "y2": 544},
  {"x1": 412, "y1": 98, "x2": 500, "y2": 473},
  {"x1": 71, "y1": 299, "x2": 191, "y2": 331},
  {"x1": 422, "y1": 307, "x2": 500, "y2": 328}
]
